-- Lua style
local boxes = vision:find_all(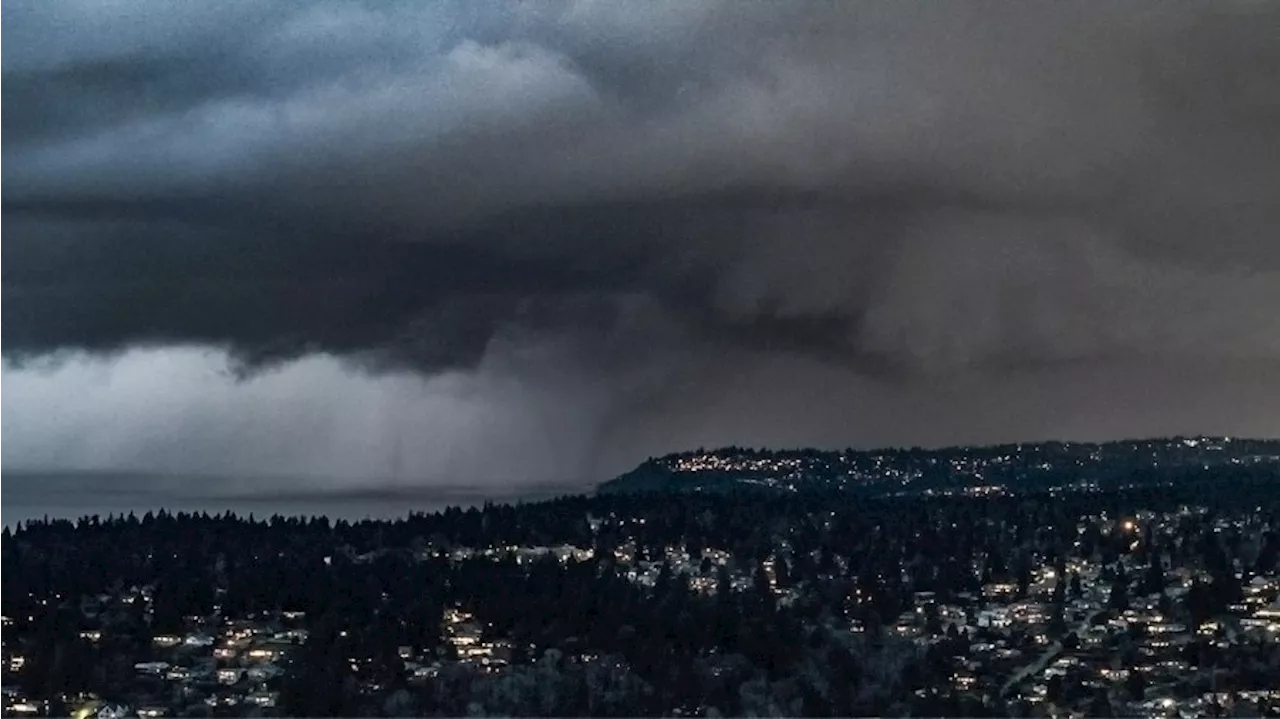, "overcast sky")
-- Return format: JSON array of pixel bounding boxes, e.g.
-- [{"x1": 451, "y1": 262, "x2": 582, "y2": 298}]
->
[{"x1": 4, "y1": 0, "x2": 1280, "y2": 488}]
